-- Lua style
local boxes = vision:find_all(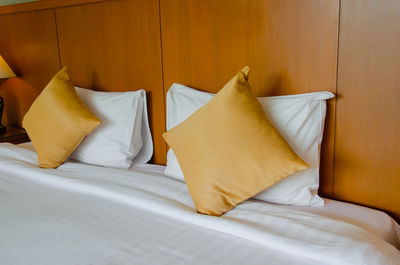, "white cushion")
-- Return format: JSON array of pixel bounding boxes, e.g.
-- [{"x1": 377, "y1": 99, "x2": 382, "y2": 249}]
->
[
  {"x1": 165, "y1": 83, "x2": 334, "y2": 206},
  {"x1": 71, "y1": 87, "x2": 153, "y2": 168}
]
